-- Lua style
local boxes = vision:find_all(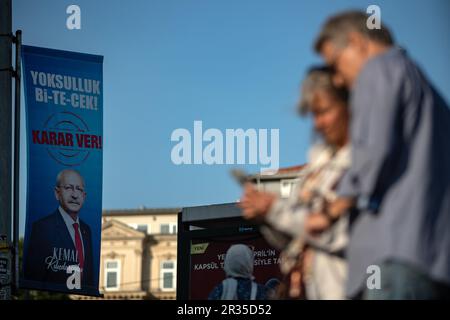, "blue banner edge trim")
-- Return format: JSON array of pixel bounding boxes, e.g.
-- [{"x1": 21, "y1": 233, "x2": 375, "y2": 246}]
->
[{"x1": 22, "y1": 45, "x2": 104, "y2": 63}]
